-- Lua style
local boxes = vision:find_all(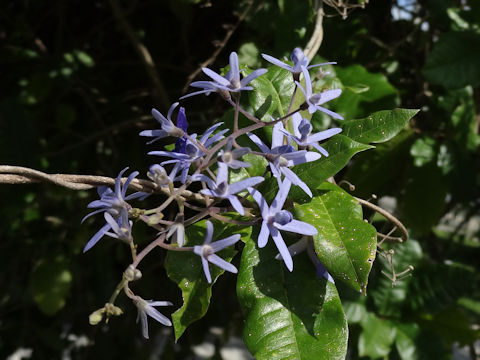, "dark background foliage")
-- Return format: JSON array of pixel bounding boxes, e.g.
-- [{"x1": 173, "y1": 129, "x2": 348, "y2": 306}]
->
[{"x1": 1, "y1": 0, "x2": 479, "y2": 358}]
